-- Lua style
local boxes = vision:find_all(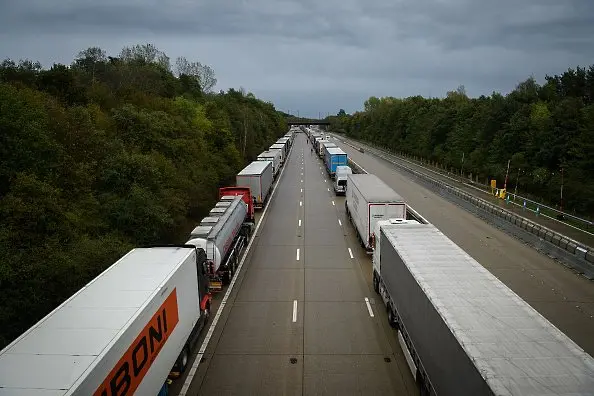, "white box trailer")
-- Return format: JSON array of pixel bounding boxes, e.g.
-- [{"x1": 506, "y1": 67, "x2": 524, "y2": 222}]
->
[
  {"x1": 0, "y1": 246, "x2": 211, "y2": 395},
  {"x1": 316, "y1": 139, "x2": 329, "y2": 156},
  {"x1": 257, "y1": 149, "x2": 282, "y2": 178},
  {"x1": 372, "y1": 220, "x2": 594, "y2": 395},
  {"x1": 269, "y1": 144, "x2": 286, "y2": 164},
  {"x1": 345, "y1": 174, "x2": 406, "y2": 251},
  {"x1": 236, "y1": 160, "x2": 274, "y2": 209},
  {"x1": 276, "y1": 138, "x2": 290, "y2": 156}
]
